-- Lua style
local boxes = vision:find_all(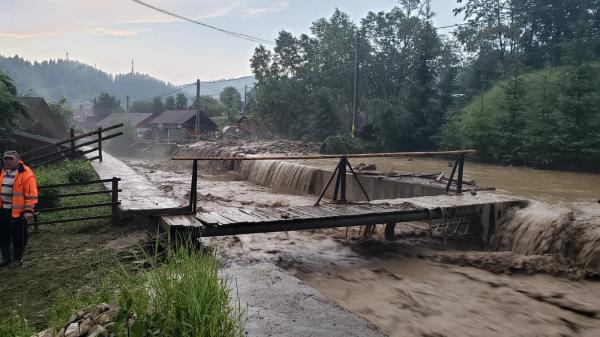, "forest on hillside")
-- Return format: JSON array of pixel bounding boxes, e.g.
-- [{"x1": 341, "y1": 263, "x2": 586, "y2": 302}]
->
[
  {"x1": 0, "y1": 55, "x2": 256, "y2": 109},
  {"x1": 0, "y1": 55, "x2": 176, "y2": 103},
  {"x1": 250, "y1": 0, "x2": 600, "y2": 170}
]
